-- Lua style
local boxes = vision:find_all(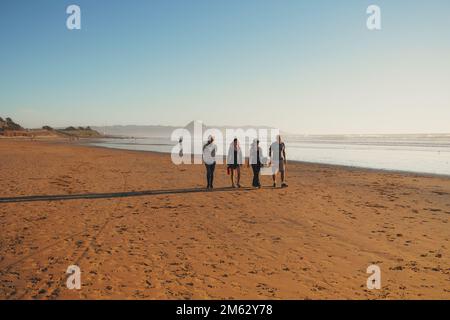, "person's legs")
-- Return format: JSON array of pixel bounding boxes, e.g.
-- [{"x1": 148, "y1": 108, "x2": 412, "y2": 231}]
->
[
  {"x1": 210, "y1": 163, "x2": 215, "y2": 188},
  {"x1": 251, "y1": 165, "x2": 258, "y2": 187},
  {"x1": 271, "y1": 161, "x2": 278, "y2": 187},
  {"x1": 236, "y1": 166, "x2": 241, "y2": 187},
  {"x1": 280, "y1": 169, "x2": 288, "y2": 187},
  {"x1": 230, "y1": 168, "x2": 235, "y2": 187},
  {"x1": 255, "y1": 165, "x2": 261, "y2": 187},
  {"x1": 205, "y1": 164, "x2": 211, "y2": 188}
]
